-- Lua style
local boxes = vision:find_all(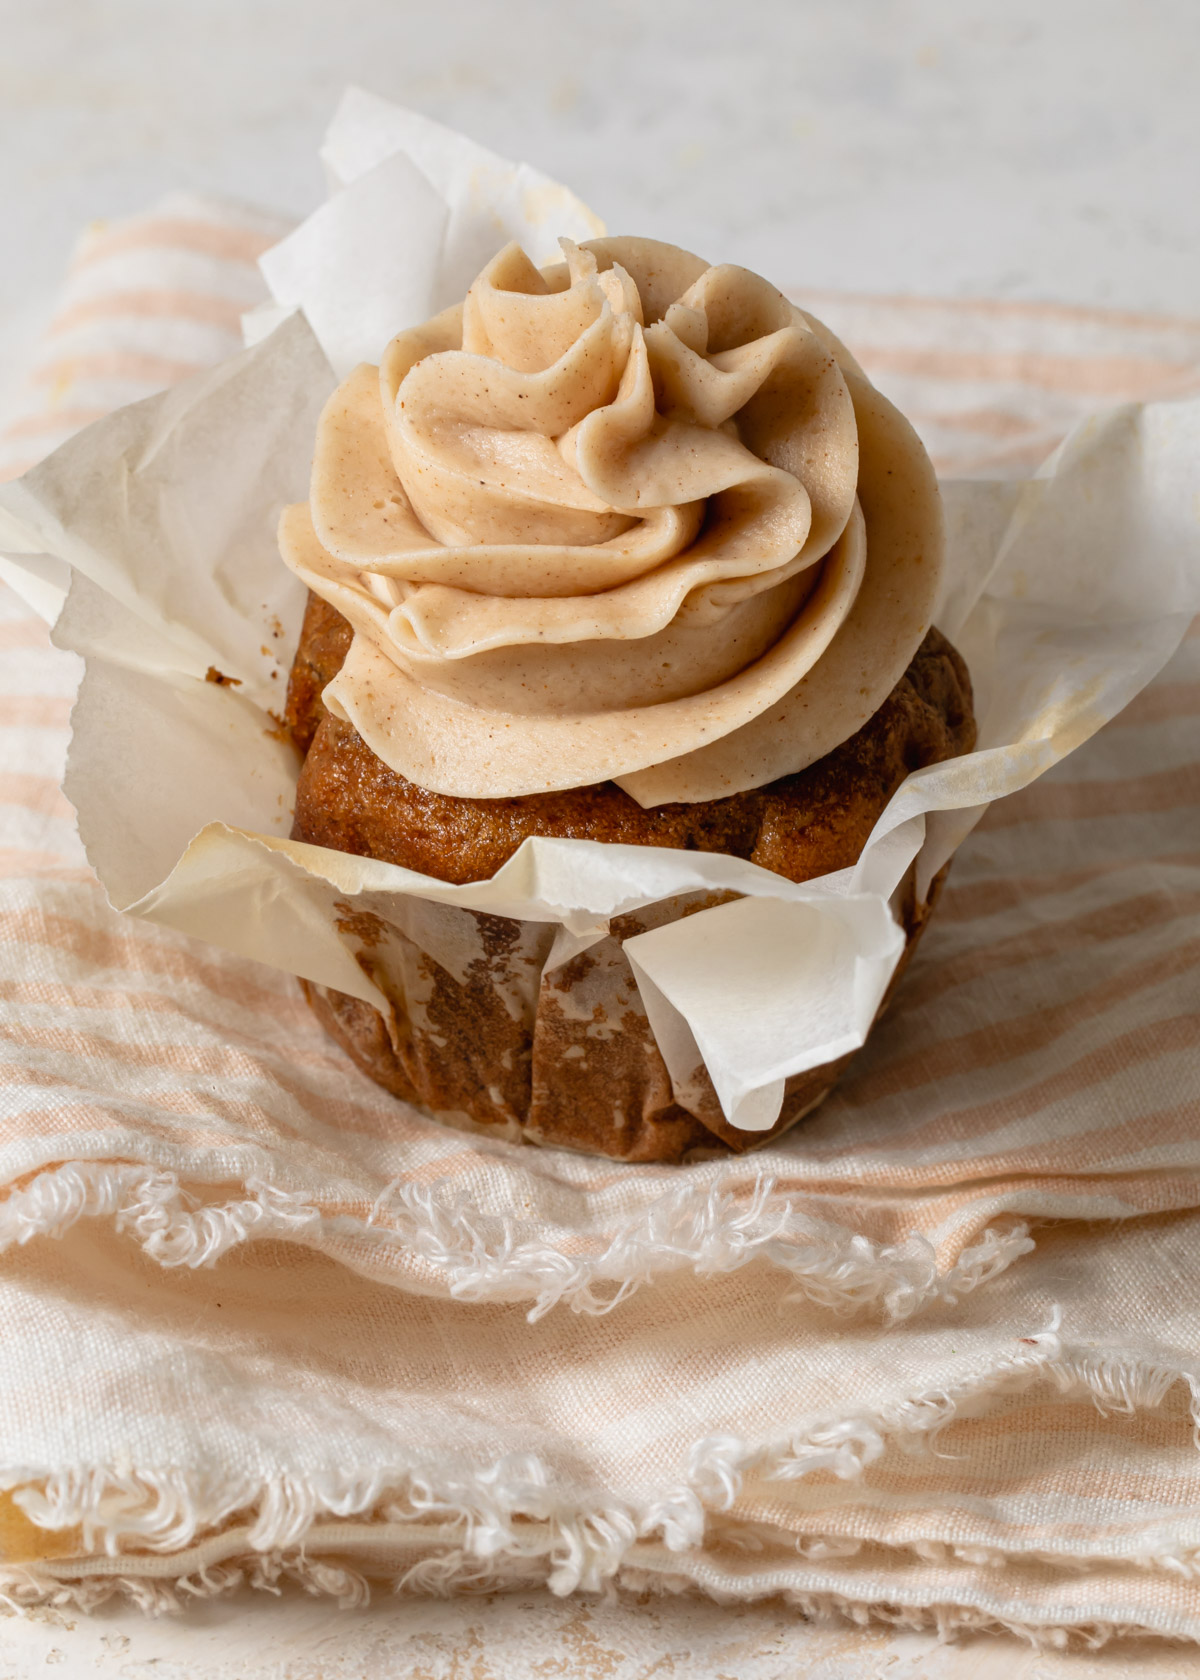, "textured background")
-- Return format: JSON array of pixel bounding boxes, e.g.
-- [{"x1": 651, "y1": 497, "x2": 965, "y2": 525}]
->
[{"x1": 2, "y1": 0, "x2": 1199, "y2": 1672}]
